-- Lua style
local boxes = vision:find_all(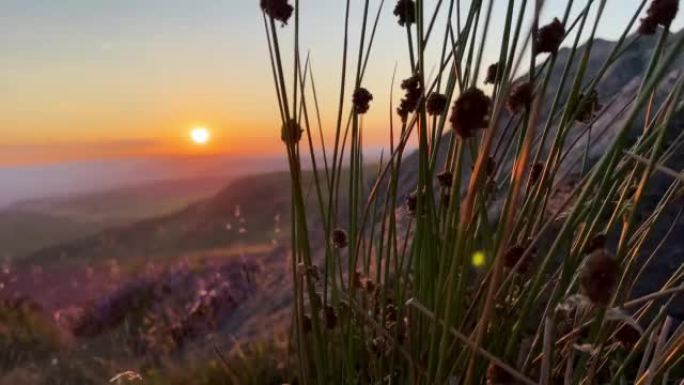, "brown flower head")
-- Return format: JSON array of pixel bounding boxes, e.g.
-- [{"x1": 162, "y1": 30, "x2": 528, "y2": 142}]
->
[
  {"x1": 614, "y1": 322, "x2": 642, "y2": 348},
  {"x1": 427, "y1": 93, "x2": 448, "y2": 115},
  {"x1": 503, "y1": 245, "x2": 525, "y2": 269},
  {"x1": 281, "y1": 119, "x2": 303, "y2": 145},
  {"x1": 485, "y1": 156, "x2": 497, "y2": 177},
  {"x1": 397, "y1": 74, "x2": 423, "y2": 122},
  {"x1": 507, "y1": 82, "x2": 534, "y2": 114},
  {"x1": 393, "y1": 0, "x2": 416, "y2": 26},
  {"x1": 535, "y1": 18, "x2": 565, "y2": 55},
  {"x1": 311, "y1": 292, "x2": 323, "y2": 309},
  {"x1": 353, "y1": 270, "x2": 367, "y2": 290},
  {"x1": 638, "y1": 16, "x2": 659, "y2": 35},
  {"x1": 583, "y1": 233, "x2": 607, "y2": 255},
  {"x1": 353, "y1": 87, "x2": 373, "y2": 114},
  {"x1": 364, "y1": 279, "x2": 376, "y2": 294},
  {"x1": 639, "y1": 0, "x2": 679, "y2": 35},
  {"x1": 529, "y1": 162, "x2": 544, "y2": 186},
  {"x1": 436, "y1": 170, "x2": 453, "y2": 188},
  {"x1": 575, "y1": 90, "x2": 601, "y2": 123},
  {"x1": 331, "y1": 228, "x2": 348, "y2": 249},
  {"x1": 503, "y1": 244, "x2": 536, "y2": 275},
  {"x1": 485, "y1": 62, "x2": 502, "y2": 85},
  {"x1": 324, "y1": 306, "x2": 337, "y2": 330},
  {"x1": 450, "y1": 87, "x2": 491, "y2": 138},
  {"x1": 486, "y1": 362, "x2": 514, "y2": 385},
  {"x1": 580, "y1": 249, "x2": 619, "y2": 305},
  {"x1": 441, "y1": 192, "x2": 451, "y2": 207},
  {"x1": 308, "y1": 265, "x2": 321, "y2": 282},
  {"x1": 260, "y1": 0, "x2": 294, "y2": 25},
  {"x1": 406, "y1": 191, "x2": 418, "y2": 215}
]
